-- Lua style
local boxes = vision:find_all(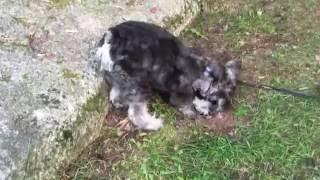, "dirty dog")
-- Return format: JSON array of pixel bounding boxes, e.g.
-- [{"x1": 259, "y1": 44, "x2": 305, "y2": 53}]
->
[{"x1": 96, "y1": 21, "x2": 241, "y2": 130}]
